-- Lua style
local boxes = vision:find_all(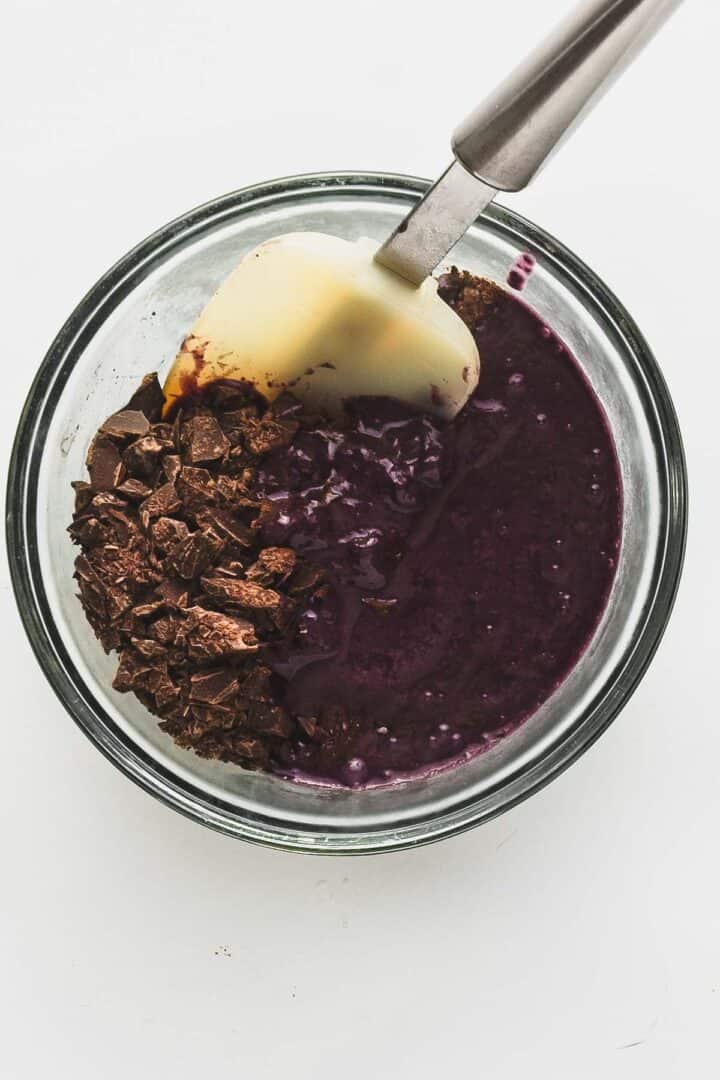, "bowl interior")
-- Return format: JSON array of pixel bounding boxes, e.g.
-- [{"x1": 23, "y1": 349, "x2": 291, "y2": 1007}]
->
[{"x1": 15, "y1": 175, "x2": 682, "y2": 850}]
